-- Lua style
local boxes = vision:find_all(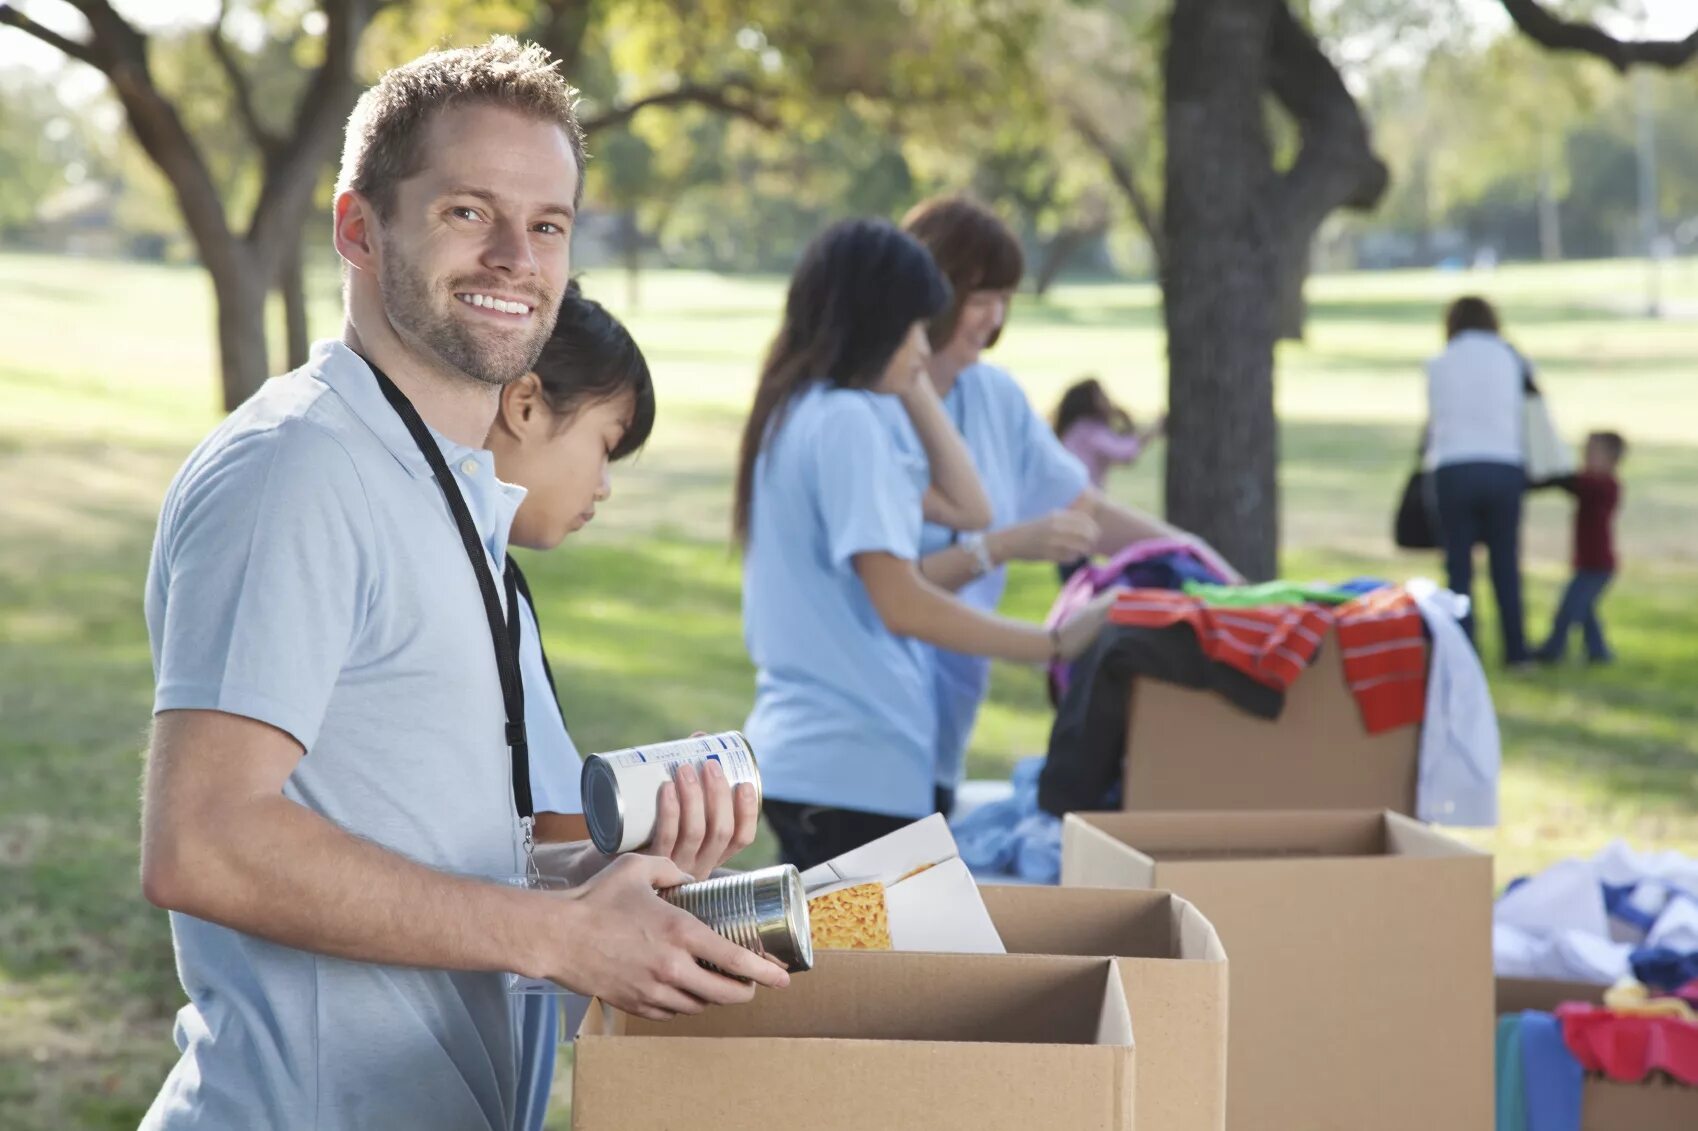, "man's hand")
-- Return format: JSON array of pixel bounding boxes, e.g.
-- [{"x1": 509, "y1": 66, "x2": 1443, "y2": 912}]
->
[
  {"x1": 647, "y1": 758, "x2": 760, "y2": 880},
  {"x1": 990, "y1": 509, "x2": 1102, "y2": 565},
  {"x1": 535, "y1": 854, "x2": 790, "y2": 1021}
]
